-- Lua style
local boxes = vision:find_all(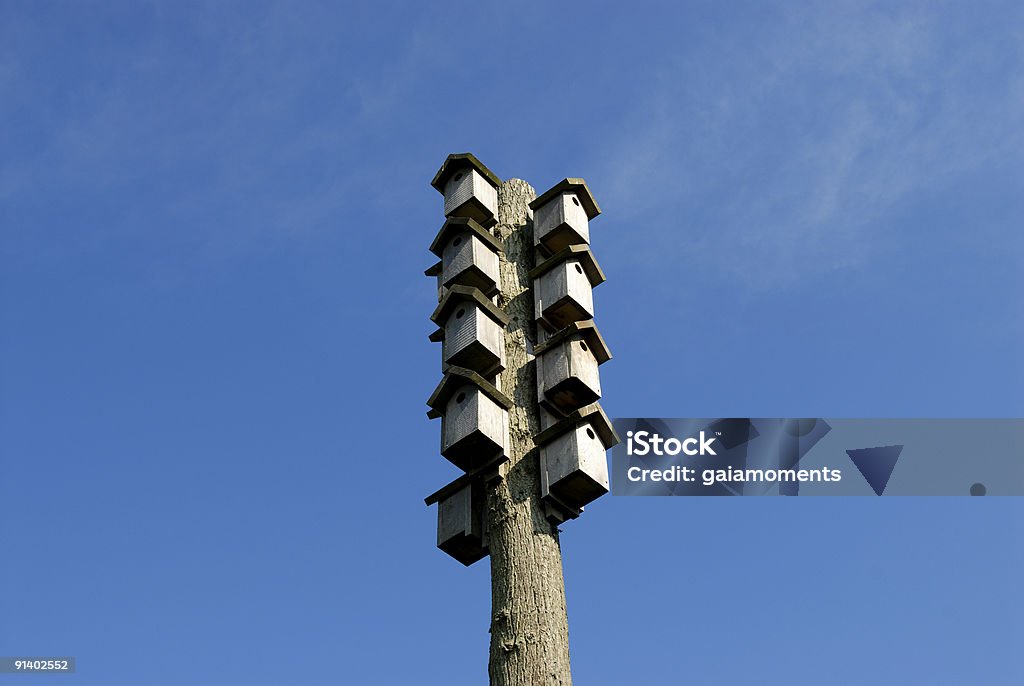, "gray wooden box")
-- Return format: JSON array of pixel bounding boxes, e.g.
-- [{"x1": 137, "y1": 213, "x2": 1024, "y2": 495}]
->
[
  {"x1": 535, "y1": 321, "x2": 611, "y2": 415},
  {"x1": 431, "y1": 153, "x2": 500, "y2": 228},
  {"x1": 536, "y1": 404, "x2": 620, "y2": 509},
  {"x1": 429, "y1": 217, "x2": 502, "y2": 297},
  {"x1": 427, "y1": 367, "x2": 512, "y2": 471},
  {"x1": 530, "y1": 246, "x2": 606, "y2": 332},
  {"x1": 529, "y1": 178, "x2": 601, "y2": 255},
  {"x1": 436, "y1": 482, "x2": 487, "y2": 566},
  {"x1": 430, "y1": 286, "x2": 508, "y2": 377}
]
